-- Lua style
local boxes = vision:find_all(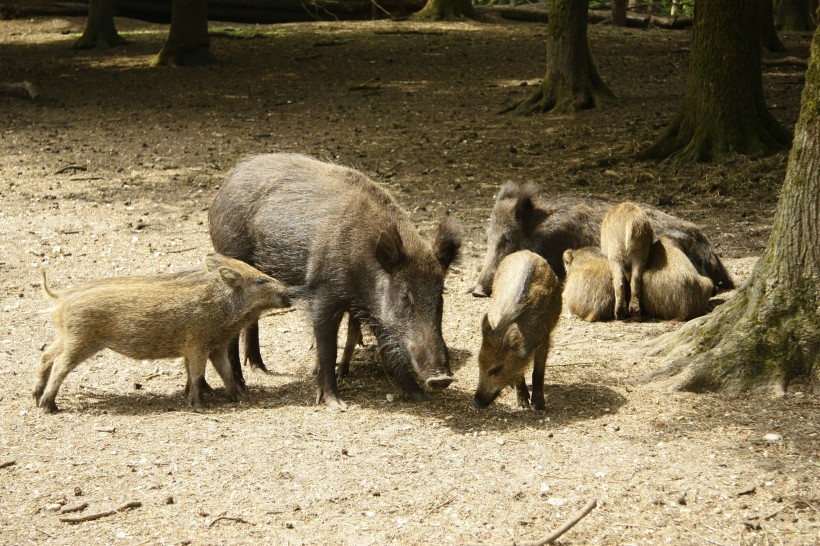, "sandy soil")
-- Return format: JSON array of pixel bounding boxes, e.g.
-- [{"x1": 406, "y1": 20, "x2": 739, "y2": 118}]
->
[{"x1": 0, "y1": 14, "x2": 817, "y2": 545}]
